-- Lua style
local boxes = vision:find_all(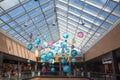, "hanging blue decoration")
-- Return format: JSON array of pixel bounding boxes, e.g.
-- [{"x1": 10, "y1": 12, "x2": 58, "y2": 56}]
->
[
  {"x1": 43, "y1": 34, "x2": 47, "y2": 41},
  {"x1": 61, "y1": 47, "x2": 65, "y2": 55},
  {"x1": 51, "y1": 46, "x2": 55, "y2": 50},
  {"x1": 34, "y1": 38, "x2": 41, "y2": 45},
  {"x1": 63, "y1": 32, "x2": 69, "y2": 39},
  {"x1": 41, "y1": 54, "x2": 48, "y2": 61},
  {"x1": 54, "y1": 46, "x2": 59, "y2": 52},
  {"x1": 50, "y1": 67, "x2": 55, "y2": 73},
  {"x1": 71, "y1": 50, "x2": 78, "y2": 57},
  {"x1": 47, "y1": 52, "x2": 54, "y2": 58},
  {"x1": 66, "y1": 48, "x2": 70, "y2": 53},
  {"x1": 48, "y1": 58, "x2": 53, "y2": 64},
  {"x1": 71, "y1": 58, "x2": 76, "y2": 63},
  {"x1": 27, "y1": 59, "x2": 31, "y2": 65},
  {"x1": 60, "y1": 42, "x2": 66, "y2": 48},
  {"x1": 61, "y1": 58, "x2": 66, "y2": 64},
  {"x1": 63, "y1": 65, "x2": 70, "y2": 73},
  {"x1": 27, "y1": 43, "x2": 33, "y2": 51}
]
